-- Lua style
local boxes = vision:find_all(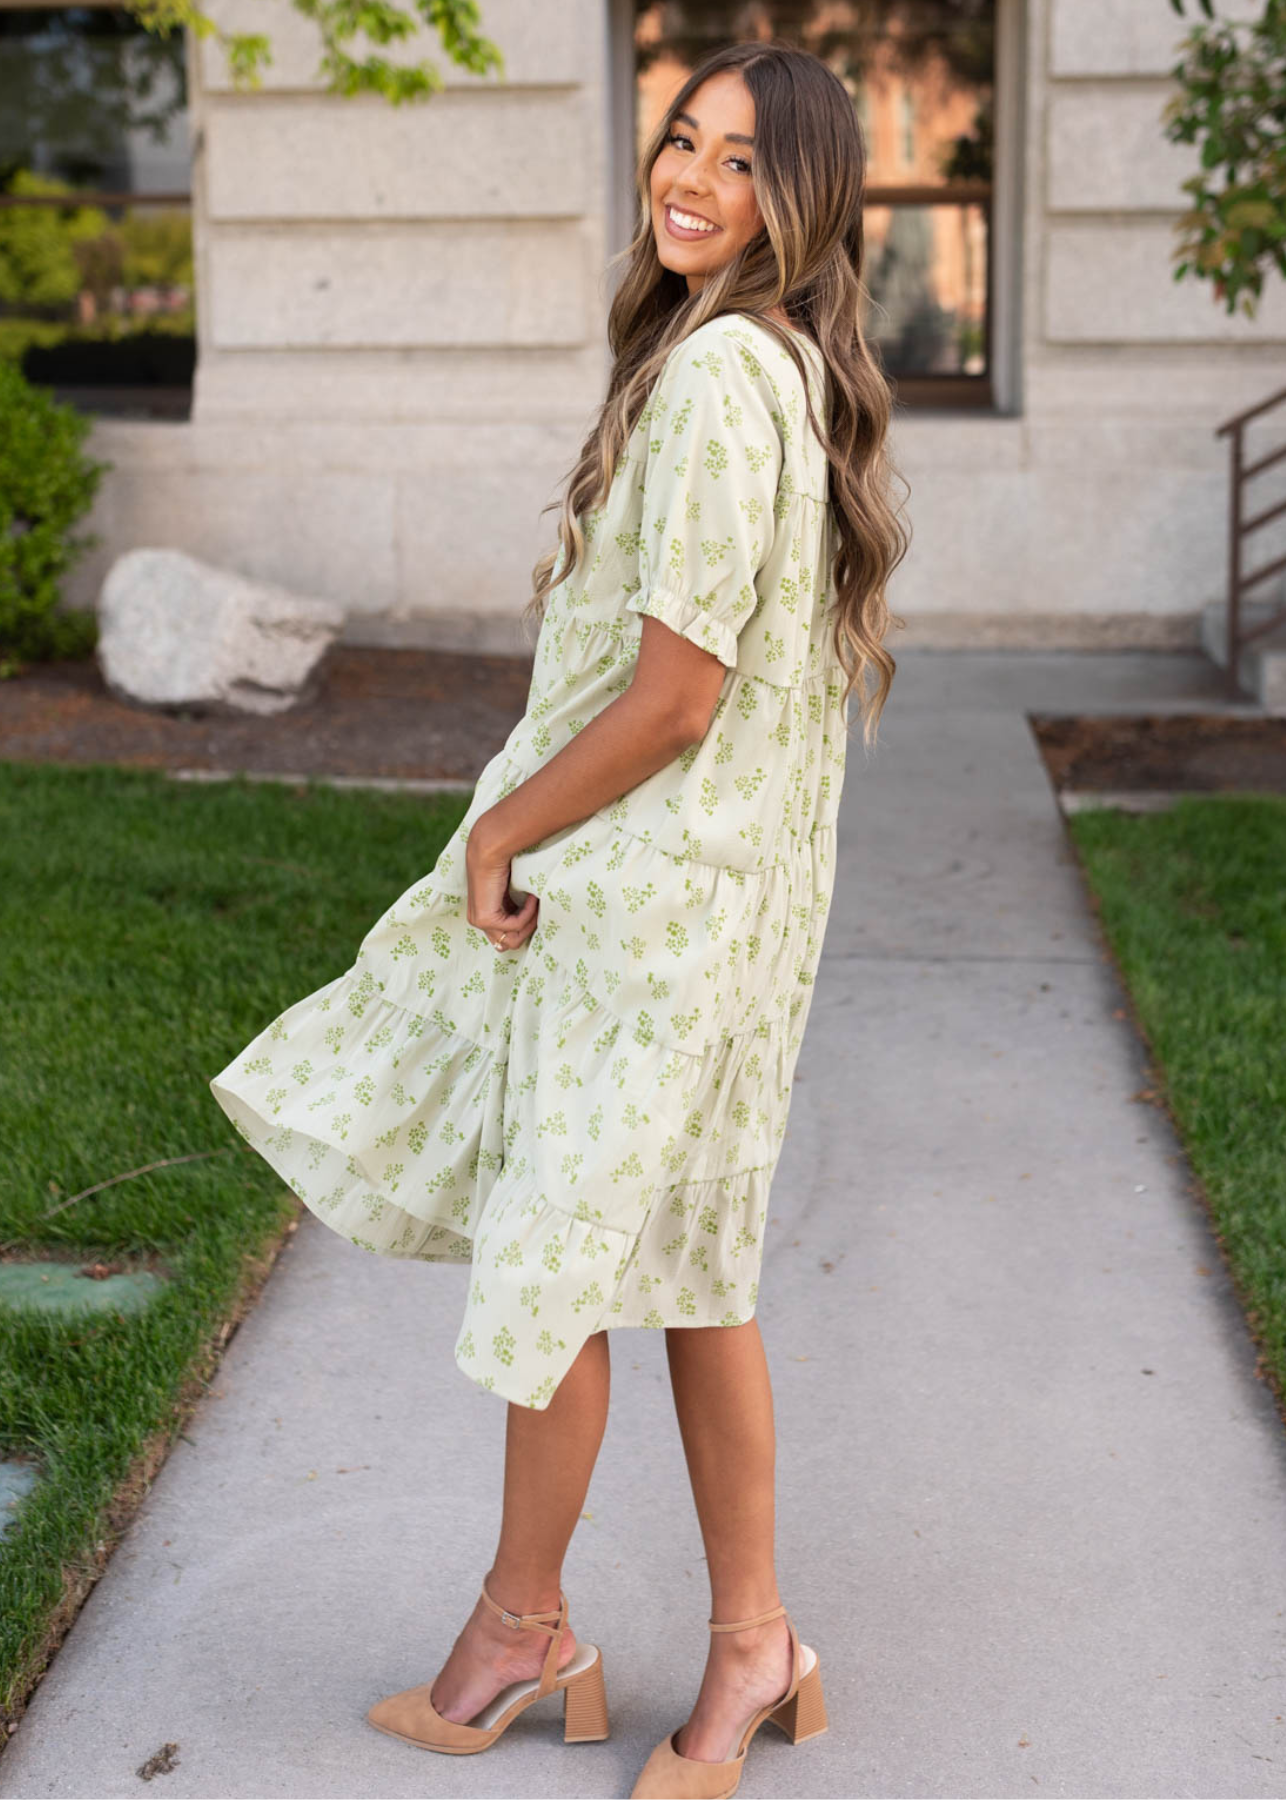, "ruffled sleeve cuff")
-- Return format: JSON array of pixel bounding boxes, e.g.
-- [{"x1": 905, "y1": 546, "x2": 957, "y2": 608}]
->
[{"x1": 626, "y1": 584, "x2": 740, "y2": 671}]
